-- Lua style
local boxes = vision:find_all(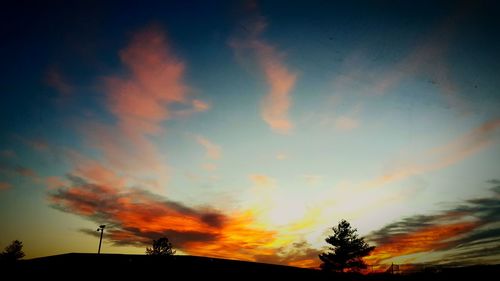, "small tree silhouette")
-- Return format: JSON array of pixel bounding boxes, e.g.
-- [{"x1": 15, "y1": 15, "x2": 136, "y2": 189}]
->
[
  {"x1": 146, "y1": 237, "x2": 176, "y2": 256},
  {"x1": 319, "y1": 220, "x2": 375, "y2": 272},
  {"x1": 1, "y1": 240, "x2": 25, "y2": 261}
]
